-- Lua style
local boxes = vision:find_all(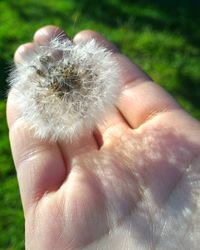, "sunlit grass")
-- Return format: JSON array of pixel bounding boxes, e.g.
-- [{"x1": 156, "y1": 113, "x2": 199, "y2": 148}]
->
[{"x1": 0, "y1": 0, "x2": 199, "y2": 249}]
